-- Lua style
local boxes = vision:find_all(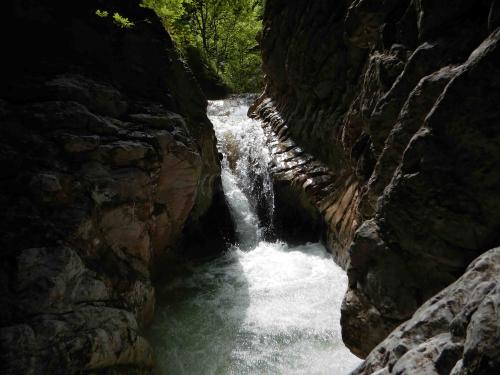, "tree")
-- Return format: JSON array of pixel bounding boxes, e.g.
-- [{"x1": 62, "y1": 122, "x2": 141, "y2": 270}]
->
[{"x1": 143, "y1": 0, "x2": 263, "y2": 92}]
